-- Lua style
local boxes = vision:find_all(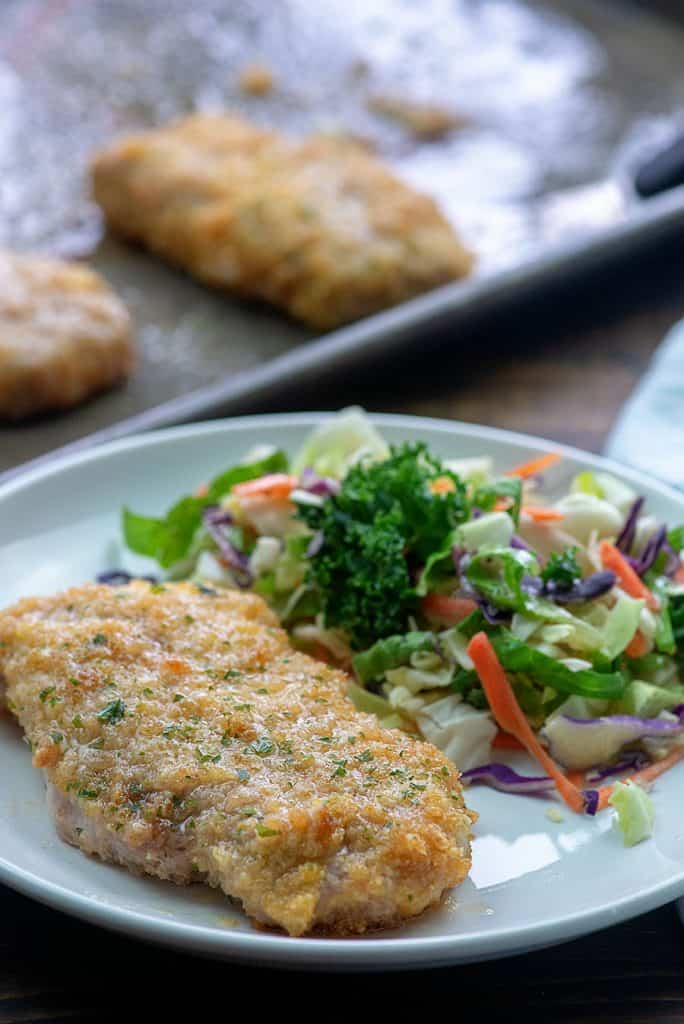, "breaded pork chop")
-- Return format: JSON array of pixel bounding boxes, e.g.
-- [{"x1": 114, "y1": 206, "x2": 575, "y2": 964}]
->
[
  {"x1": 0, "y1": 581, "x2": 473, "y2": 936},
  {"x1": 91, "y1": 113, "x2": 473, "y2": 330},
  {"x1": 0, "y1": 250, "x2": 133, "y2": 420}
]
